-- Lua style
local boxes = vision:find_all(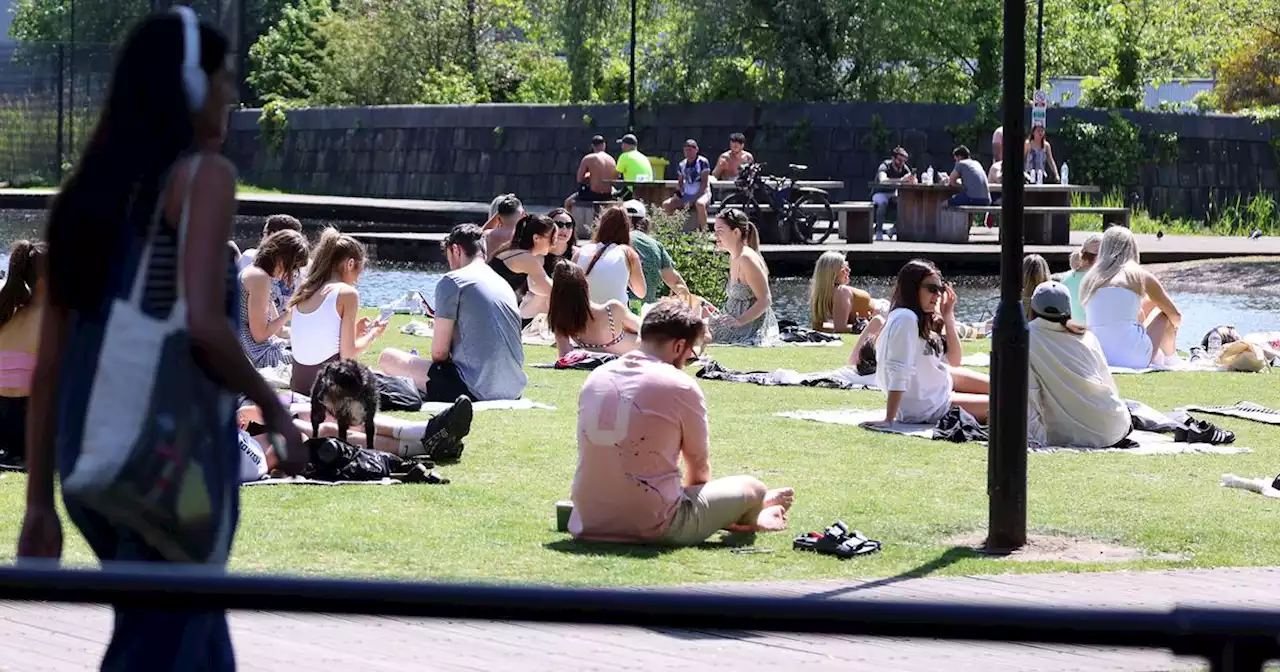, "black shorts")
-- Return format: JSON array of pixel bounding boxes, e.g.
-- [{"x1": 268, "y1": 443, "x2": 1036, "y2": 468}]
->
[
  {"x1": 577, "y1": 184, "x2": 615, "y2": 202},
  {"x1": 0, "y1": 395, "x2": 27, "y2": 461},
  {"x1": 423, "y1": 361, "x2": 476, "y2": 403}
]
